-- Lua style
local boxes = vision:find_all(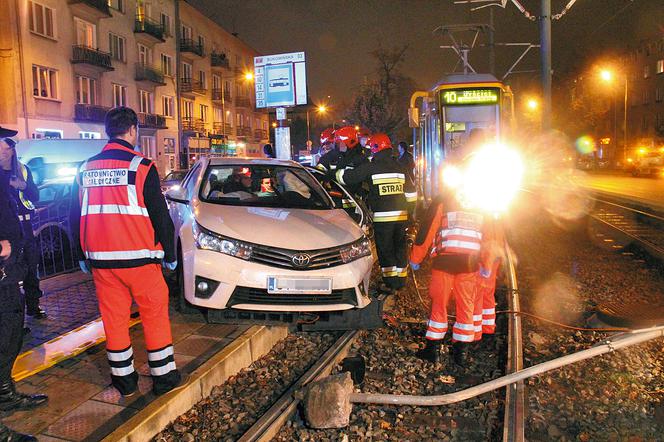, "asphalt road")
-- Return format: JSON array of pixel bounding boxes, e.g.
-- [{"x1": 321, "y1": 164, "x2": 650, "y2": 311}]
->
[{"x1": 572, "y1": 170, "x2": 664, "y2": 211}]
